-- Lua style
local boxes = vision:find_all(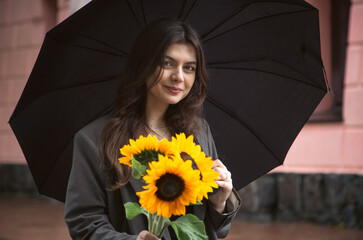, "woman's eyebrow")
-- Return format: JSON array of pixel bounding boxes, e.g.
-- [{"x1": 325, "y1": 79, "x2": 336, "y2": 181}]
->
[{"x1": 164, "y1": 56, "x2": 197, "y2": 65}]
